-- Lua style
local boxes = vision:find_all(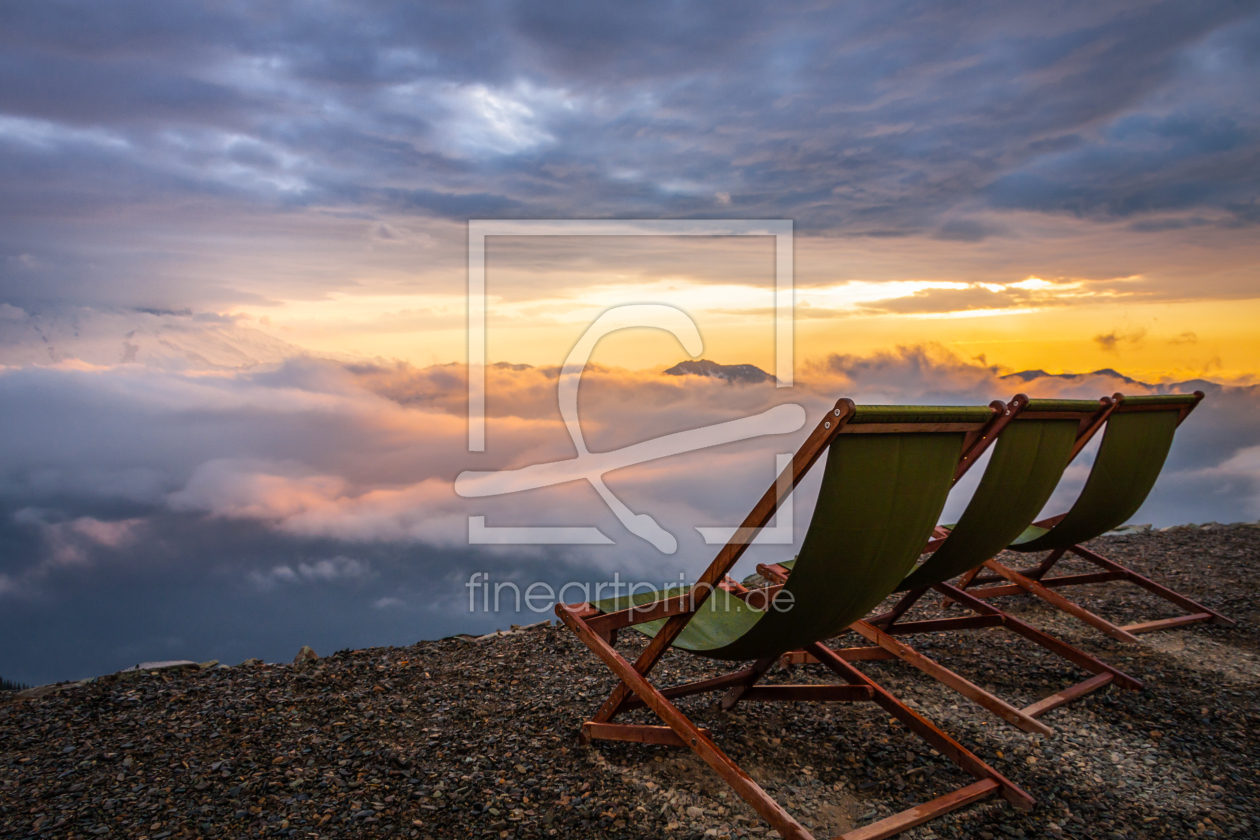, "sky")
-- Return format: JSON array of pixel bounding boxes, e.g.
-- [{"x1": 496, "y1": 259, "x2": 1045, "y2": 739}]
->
[{"x1": 1, "y1": 0, "x2": 1259, "y2": 684}]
